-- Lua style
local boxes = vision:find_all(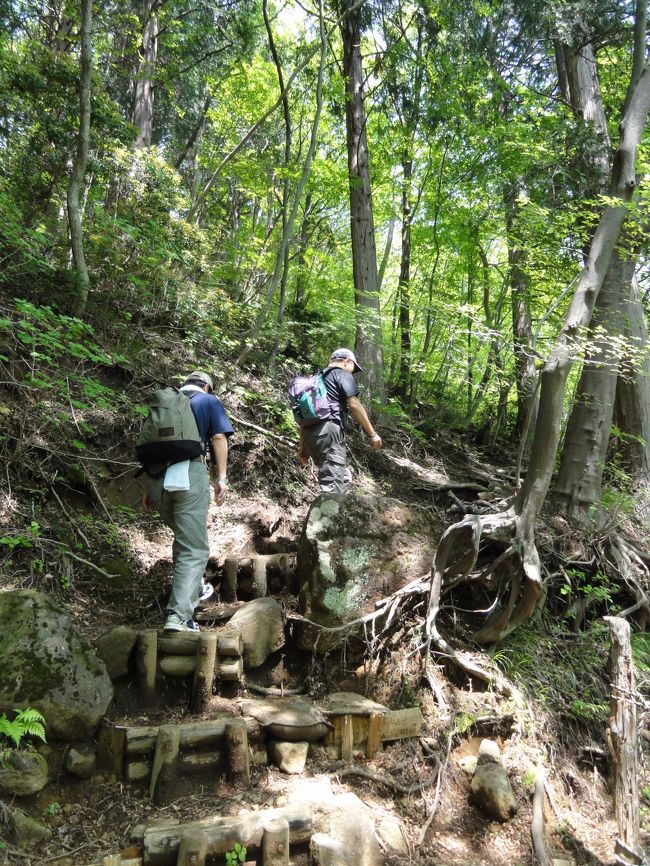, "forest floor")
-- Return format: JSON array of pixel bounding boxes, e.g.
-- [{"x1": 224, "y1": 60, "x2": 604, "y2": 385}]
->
[{"x1": 1, "y1": 355, "x2": 649, "y2": 866}]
